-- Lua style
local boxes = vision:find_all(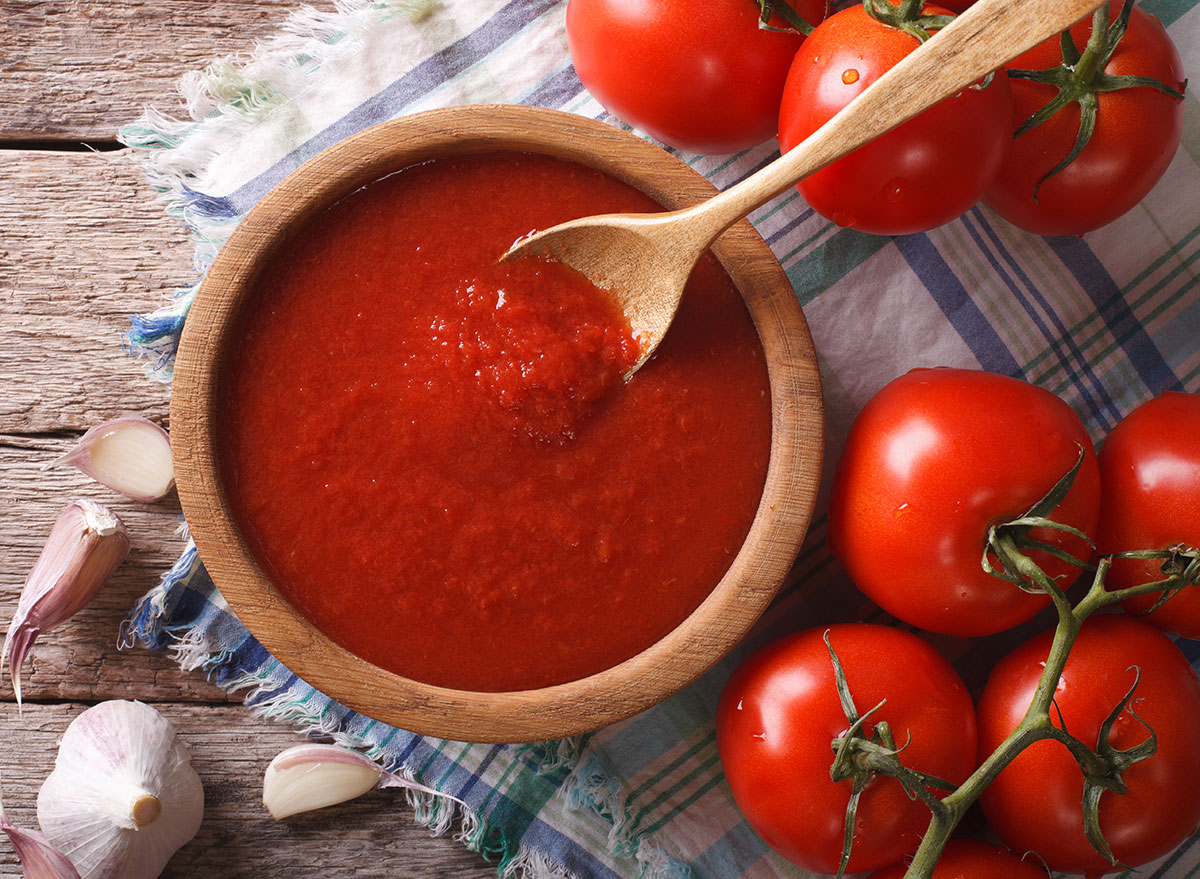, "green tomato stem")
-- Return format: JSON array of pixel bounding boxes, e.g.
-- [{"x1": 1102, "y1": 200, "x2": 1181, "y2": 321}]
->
[
  {"x1": 900, "y1": 555, "x2": 1186, "y2": 879},
  {"x1": 1072, "y1": 7, "x2": 1113, "y2": 86}
]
